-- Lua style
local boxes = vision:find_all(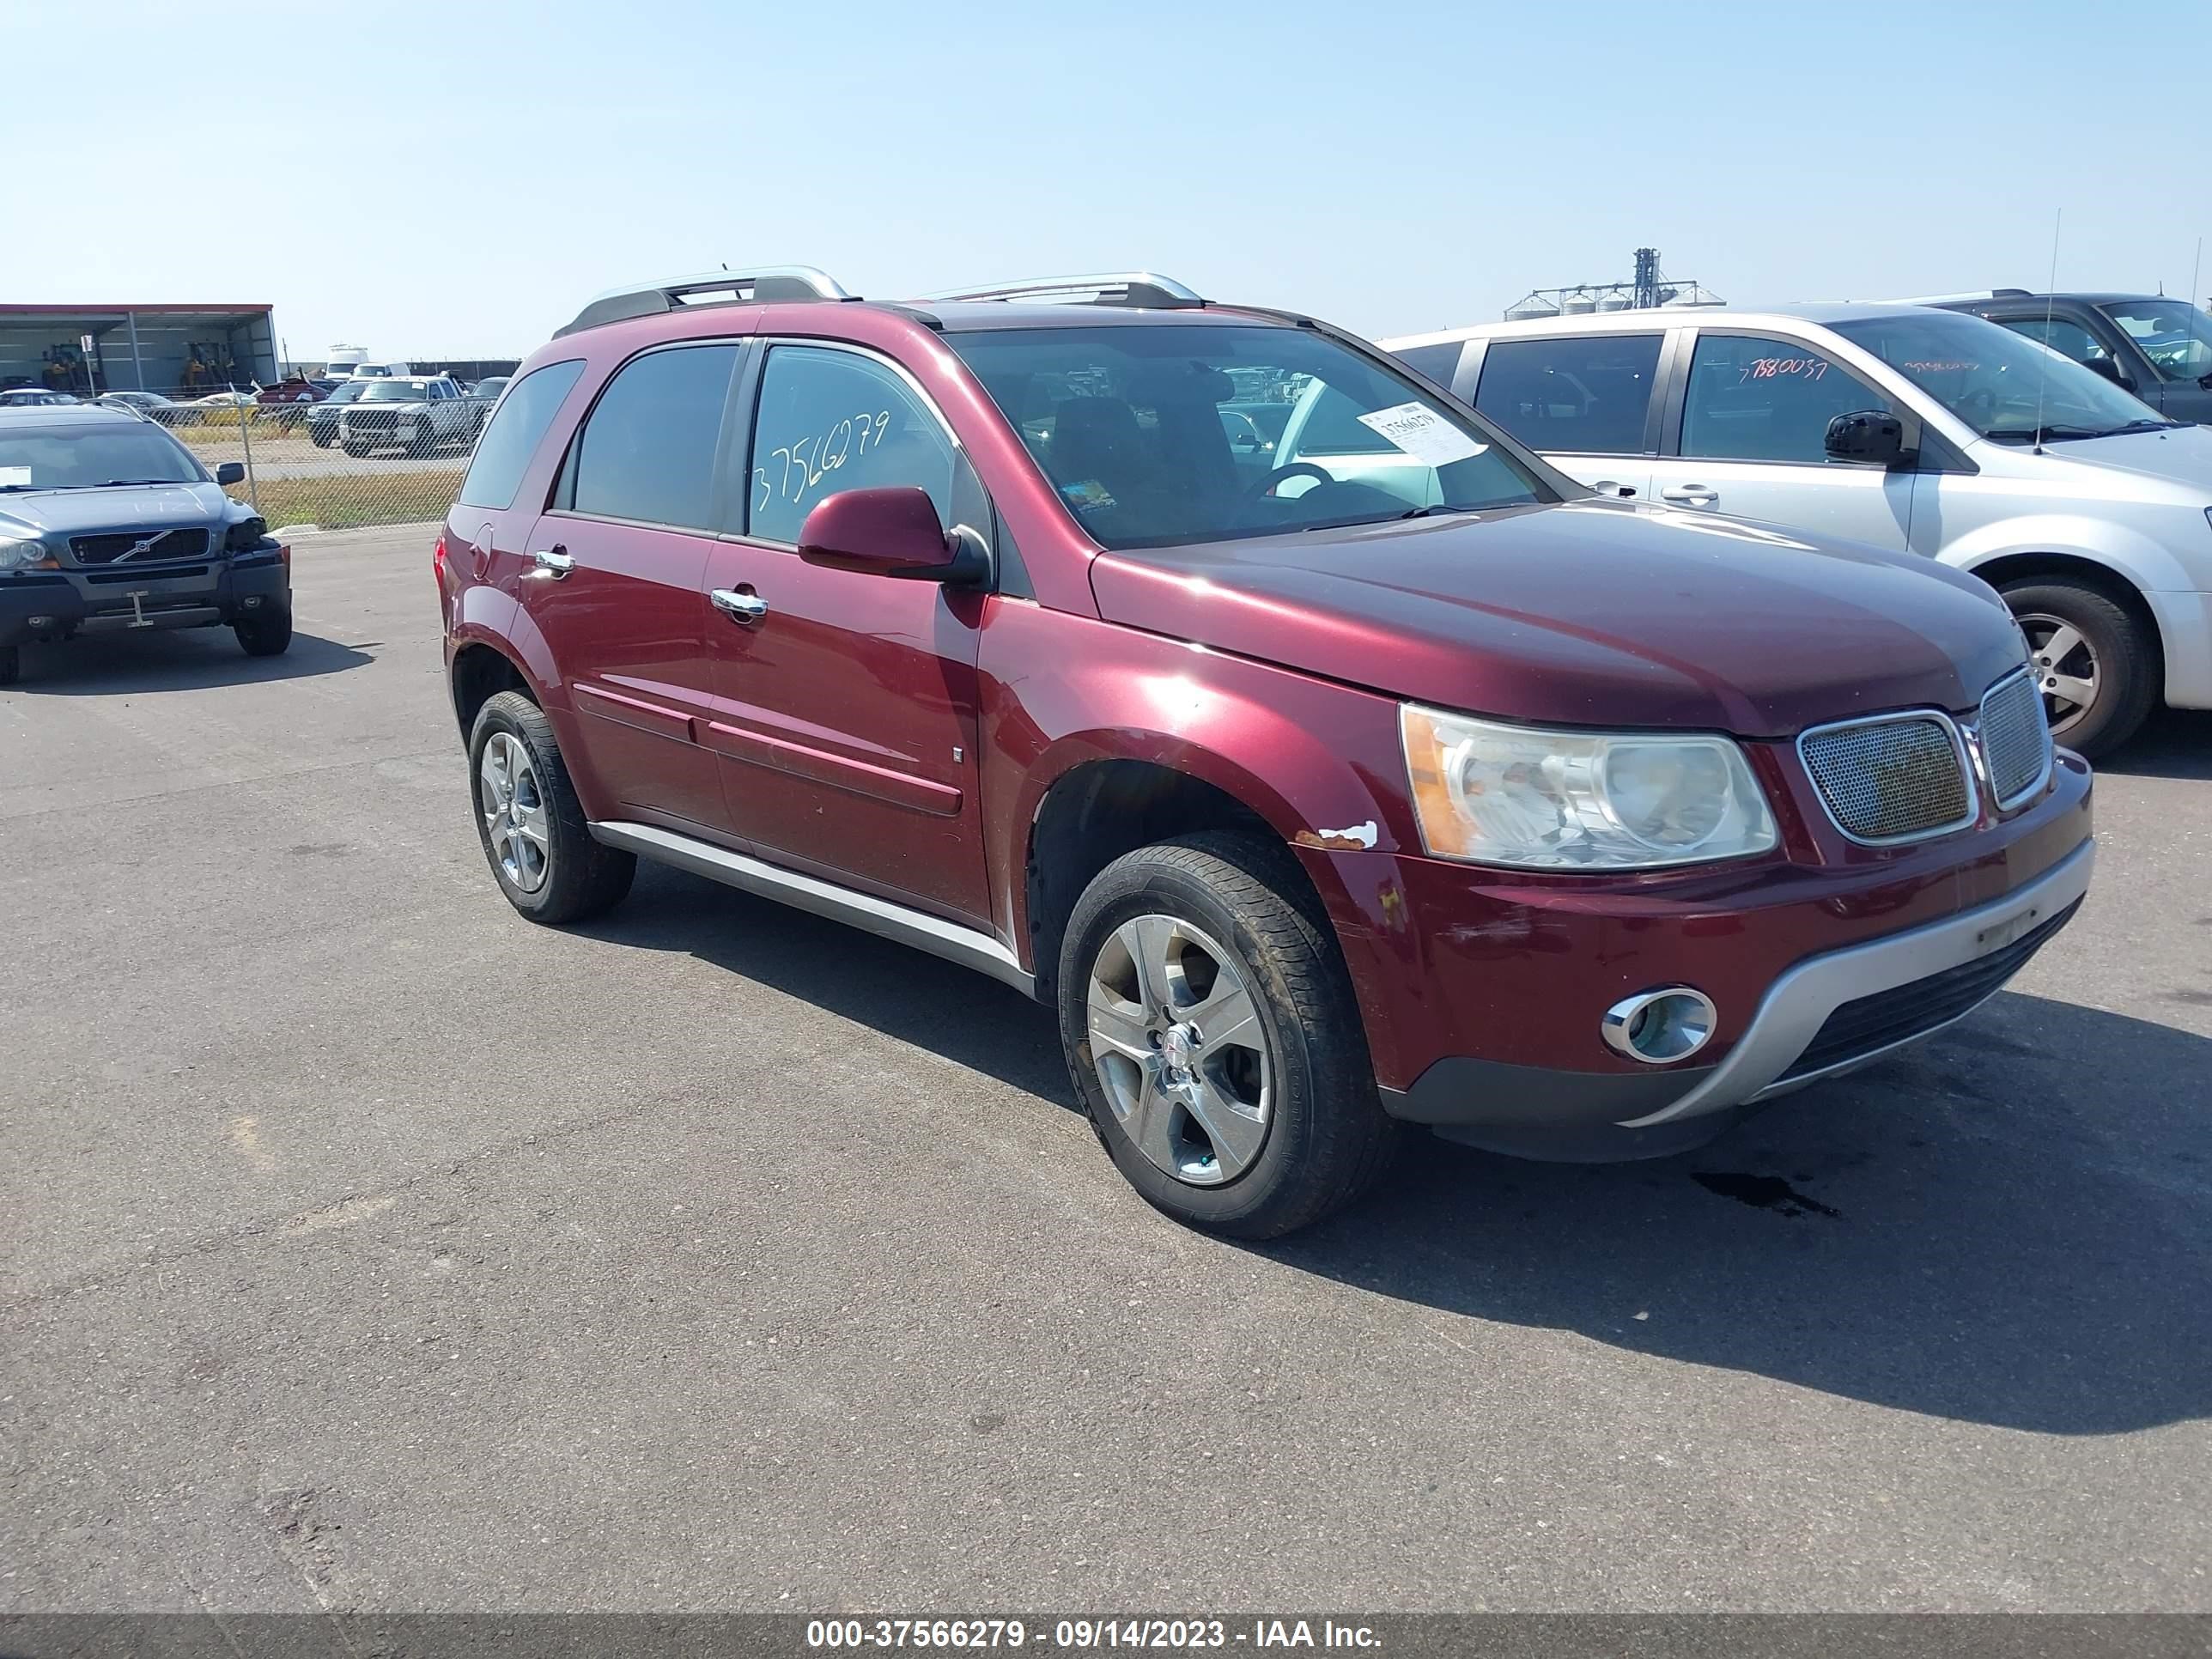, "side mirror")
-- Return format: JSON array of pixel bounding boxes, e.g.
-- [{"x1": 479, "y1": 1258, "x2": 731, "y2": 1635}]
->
[
  {"x1": 215, "y1": 461, "x2": 246, "y2": 486},
  {"x1": 797, "y1": 486, "x2": 986, "y2": 584},
  {"x1": 1824, "y1": 410, "x2": 1905, "y2": 467}
]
